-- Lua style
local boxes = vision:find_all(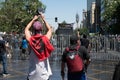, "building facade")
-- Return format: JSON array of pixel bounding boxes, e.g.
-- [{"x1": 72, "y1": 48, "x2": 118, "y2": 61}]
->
[
  {"x1": 55, "y1": 23, "x2": 74, "y2": 35},
  {"x1": 55, "y1": 23, "x2": 74, "y2": 48},
  {"x1": 87, "y1": 0, "x2": 101, "y2": 33},
  {"x1": 87, "y1": 0, "x2": 95, "y2": 33}
]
